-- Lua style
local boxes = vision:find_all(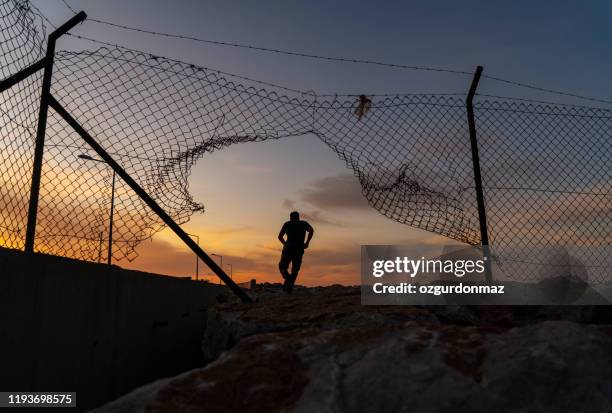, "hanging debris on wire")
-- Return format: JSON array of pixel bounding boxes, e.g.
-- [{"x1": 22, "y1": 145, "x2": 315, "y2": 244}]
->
[{"x1": 354, "y1": 94, "x2": 372, "y2": 120}]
